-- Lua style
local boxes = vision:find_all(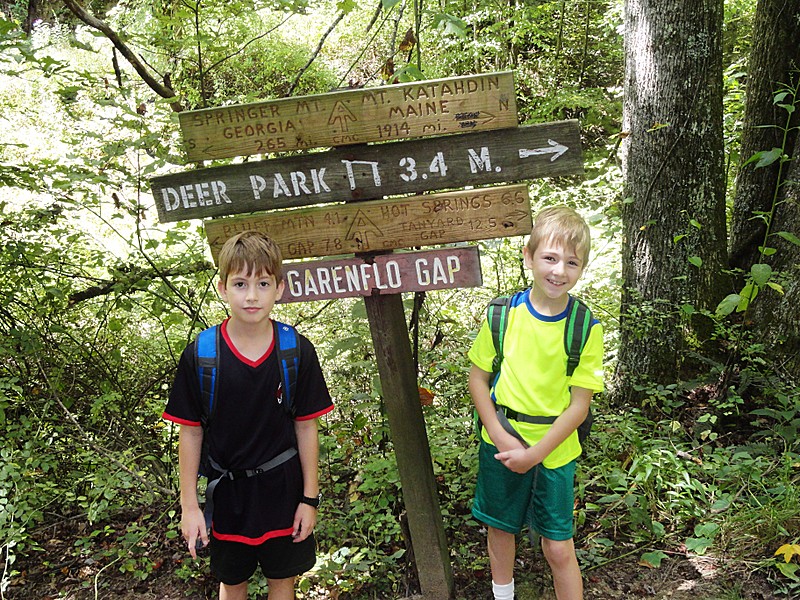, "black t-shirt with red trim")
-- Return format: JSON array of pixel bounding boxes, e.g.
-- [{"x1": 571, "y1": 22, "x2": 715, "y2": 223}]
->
[{"x1": 163, "y1": 319, "x2": 334, "y2": 544}]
